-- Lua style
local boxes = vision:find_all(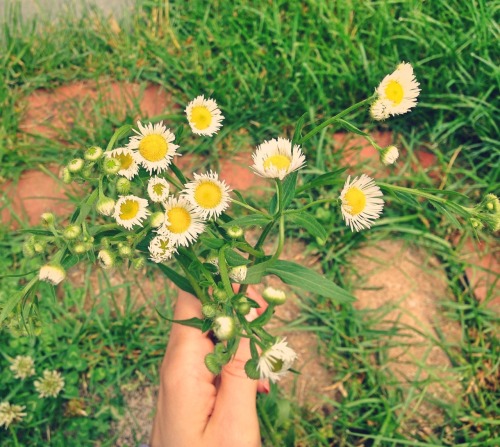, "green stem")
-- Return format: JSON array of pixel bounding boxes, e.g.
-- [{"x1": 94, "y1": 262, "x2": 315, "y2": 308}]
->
[
  {"x1": 9, "y1": 426, "x2": 20, "y2": 447},
  {"x1": 270, "y1": 213, "x2": 285, "y2": 262},
  {"x1": 299, "y1": 96, "x2": 375, "y2": 145},
  {"x1": 164, "y1": 173, "x2": 184, "y2": 191},
  {"x1": 285, "y1": 198, "x2": 334, "y2": 213},
  {"x1": 254, "y1": 221, "x2": 275, "y2": 251},
  {"x1": 233, "y1": 242, "x2": 264, "y2": 257},
  {"x1": 178, "y1": 262, "x2": 208, "y2": 304},
  {"x1": 379, "y1": 183, "x2": 453, "y2": 206},
  {"x1": 74, "y1": 189, "x2": 99, "y2": 225},
  {"x1": 218, "y1": 247, "x2": 234, "y2": 298},
  {"x1": 232, "y1": 199, "x2": 268, "y2": 216}
]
